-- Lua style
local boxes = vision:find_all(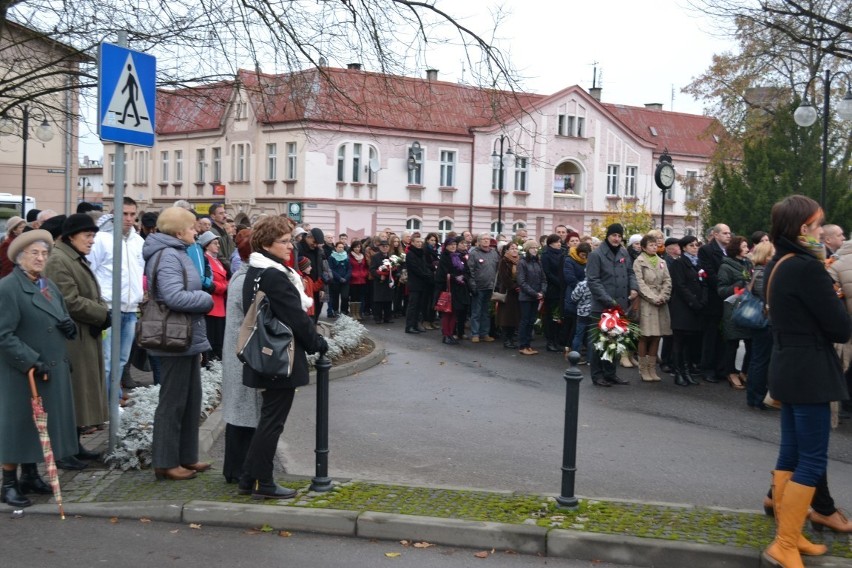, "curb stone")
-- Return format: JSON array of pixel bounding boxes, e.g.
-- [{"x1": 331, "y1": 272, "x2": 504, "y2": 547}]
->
[
  {"x1": 27, "y1": 500, "x2": 184, "y2": 523},
  {"x1": 183, "y1": 500, "x2": 358, "y2": 535}
]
